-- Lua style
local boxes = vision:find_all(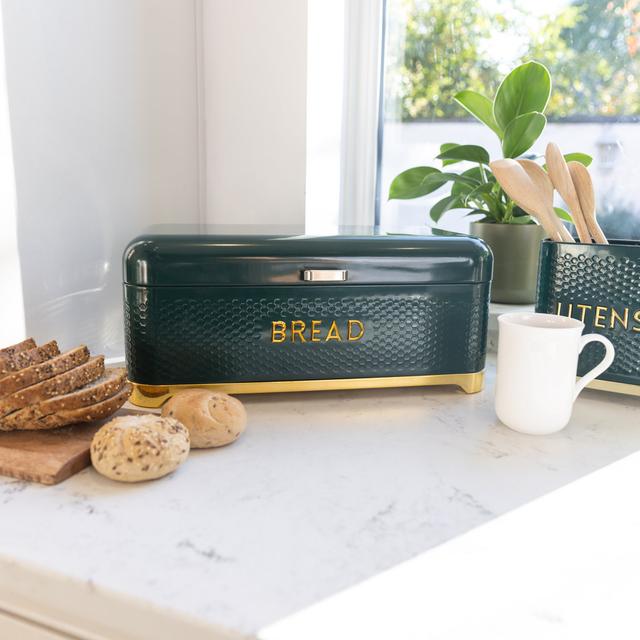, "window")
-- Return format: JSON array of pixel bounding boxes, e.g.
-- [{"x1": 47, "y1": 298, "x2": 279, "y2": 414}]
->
[{"x1": 378, "y1": 0, "x2": 640, "y2": 237}]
